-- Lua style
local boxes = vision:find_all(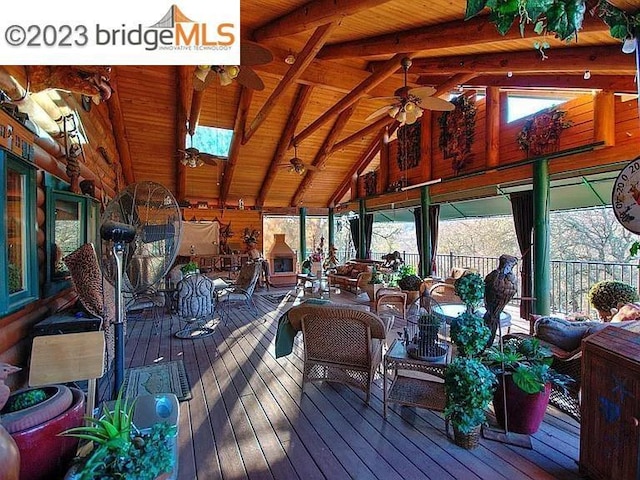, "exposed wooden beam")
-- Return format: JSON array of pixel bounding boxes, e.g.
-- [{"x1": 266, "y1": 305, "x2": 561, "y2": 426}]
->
[
  {"x1": 593, "y1": 90, "x2": 615, "y2": 147},
  {"x1": 293, "y1": 52, "x2": 415, "y2": 147},
  {"x1": 409, "y1": 46, "x2": 635, "y2": 75},
  {"x1": 485, "y1": 86, "x2": 500, "y2": 168},
  {"x1": 318, "y1": 14, "x2": 608, "y2": 59},
  {"x1": 254, "y1": 55, "x2": 405, "y2": 96},
  {"x1": 253, "y1": 0, "x2": 395, "y2": 40},
  {"x1": 257, "y1": 84, "x2": 314, "y2": 207},
  {"x1": 219, "y1": 88, "x2": 253, "y2": 206},
  {"x1": 244, "y1": 23, "x2": 335, "y2": 145},
  {"x1": 330, "y1": 115, "x2": 395, "y2": 153},
  {"x1": 433, "y1": 73, "x2": 477, "y2": 98},
  {"x1": 460, "y1": 74, "x2": 639, "y2": 92},
  {"x1": 188, "y1": 89, "x2": 204, "y2": 136},
  {"x1": 329, "y1": 126, "x2": 387, "y2": 206},
  {"x1": 291, "y1": 105, "x2": 356, "y2": 206},
  {"x1": 177, "y1": 66, "x2": 192, "y2": 202},
  {"x1": 106, "y1": 69, "x2": 135, "y2": 186}
]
